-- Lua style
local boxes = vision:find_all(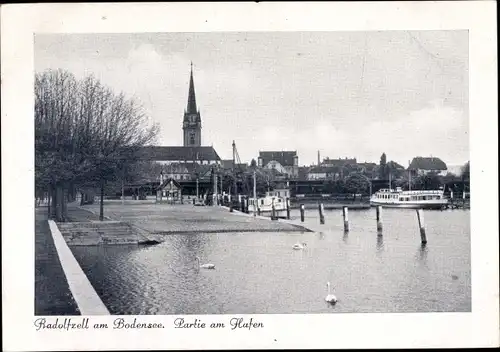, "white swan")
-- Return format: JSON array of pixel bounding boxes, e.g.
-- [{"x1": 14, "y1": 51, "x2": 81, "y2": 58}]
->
[
  {"x1": 325, "y1": 282, "x2": 337, "y2": 304},
  {"x1": 292, "y1": 242, "x2": 307, "y2": 250},
  {"x1": 196, "y1": 256, "x2": 215, "y2": 270}
]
